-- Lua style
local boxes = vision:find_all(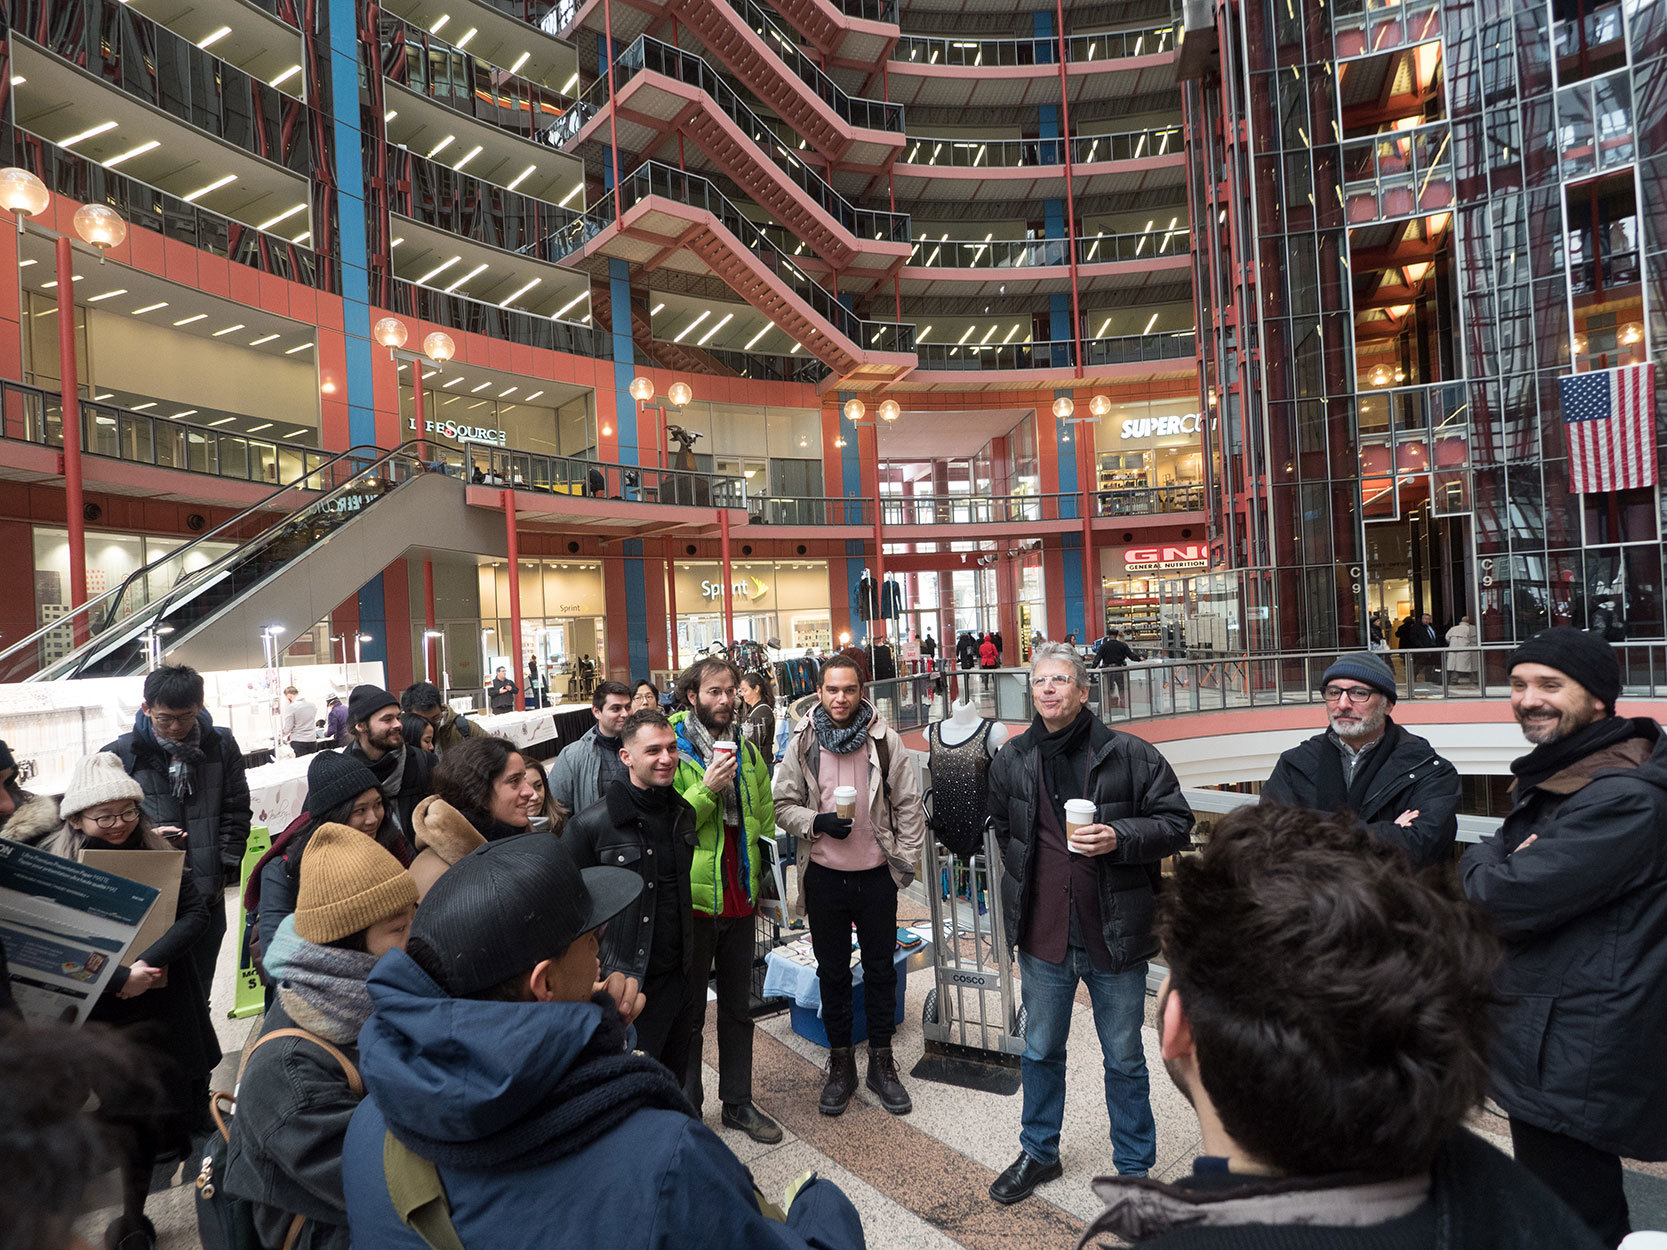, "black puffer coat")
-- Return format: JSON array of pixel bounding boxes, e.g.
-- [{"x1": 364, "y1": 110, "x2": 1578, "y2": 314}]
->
[
  {"x1": 988, "y1": 715, "x2": 1193, "y2": 970},
  {"x1": 1461, "y1": 719, "x2": 1667, "y2": 1160}
]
